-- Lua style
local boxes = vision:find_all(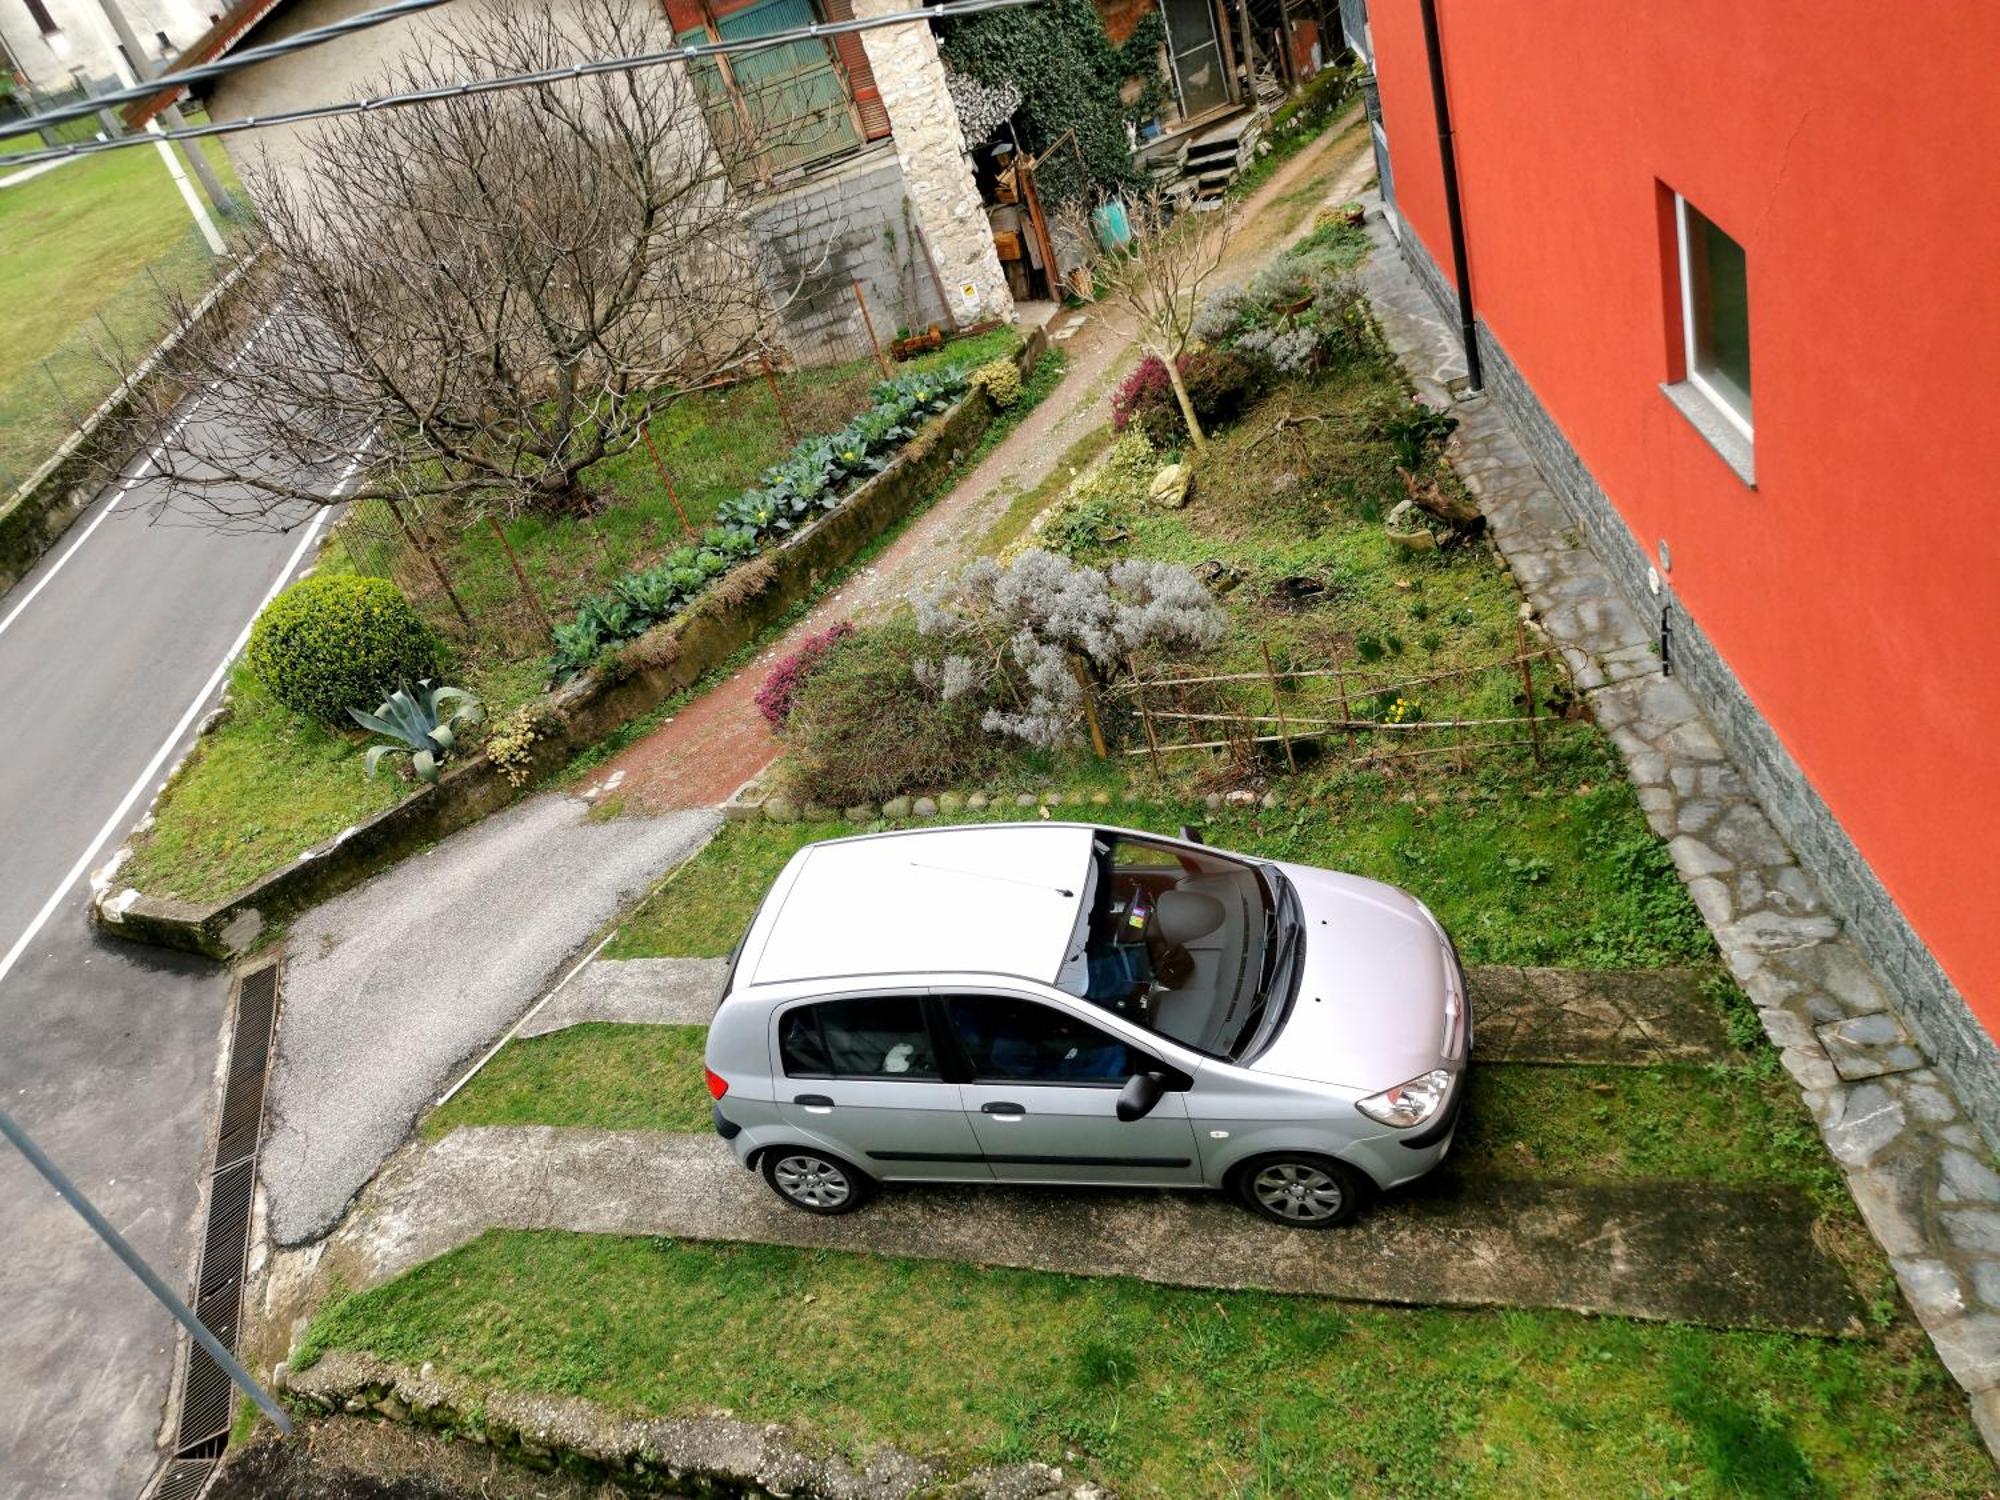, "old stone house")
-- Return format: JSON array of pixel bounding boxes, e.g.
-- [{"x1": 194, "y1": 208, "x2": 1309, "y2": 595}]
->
[{"x1": 128, "y1": 0, "x2": 1013, "y2": 366}]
